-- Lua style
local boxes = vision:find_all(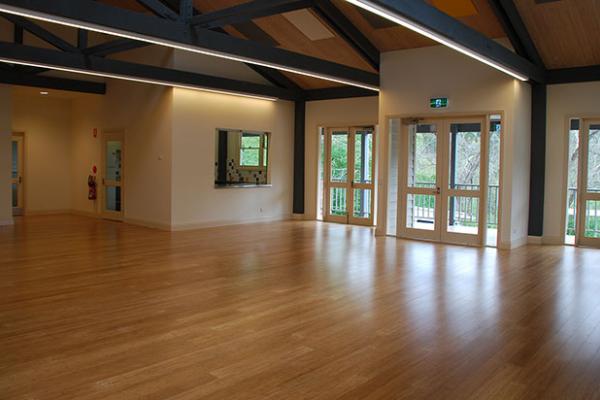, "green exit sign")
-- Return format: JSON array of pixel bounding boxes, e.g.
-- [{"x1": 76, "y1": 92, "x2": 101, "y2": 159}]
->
[{"x1": 430, "y1": 97, "x2": 448, "y2": 109}]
